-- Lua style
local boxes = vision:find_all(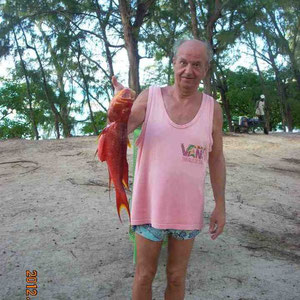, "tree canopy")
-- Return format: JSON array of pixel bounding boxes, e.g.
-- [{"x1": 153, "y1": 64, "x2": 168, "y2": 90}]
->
[{"x1": 0, "y1": 0, "x2": 299, "y2": 139}]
